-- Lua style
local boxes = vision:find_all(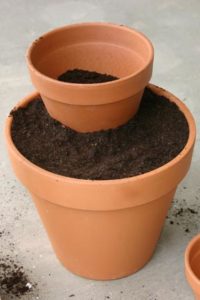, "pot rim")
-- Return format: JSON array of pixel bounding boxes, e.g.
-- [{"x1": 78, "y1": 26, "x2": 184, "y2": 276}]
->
[
  {"x1": 5, "y1": 84, "x2": 196, "y2": 186},
  {"x1": 26, "y1": 22, "x2": 154, "y2": 89},
  {"x1": 185, "y1": 234, "x2": 200, "y2": 289}
]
